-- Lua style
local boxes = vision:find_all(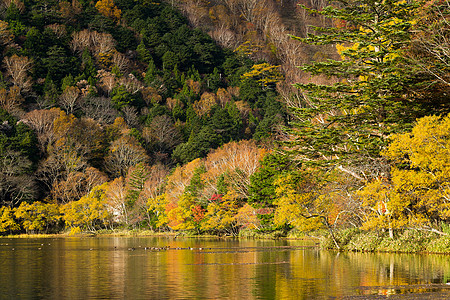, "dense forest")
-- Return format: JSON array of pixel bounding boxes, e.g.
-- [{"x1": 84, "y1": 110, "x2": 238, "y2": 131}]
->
[{"x1": 0, "y1": 0, "x2": 449, "y2": 249}]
